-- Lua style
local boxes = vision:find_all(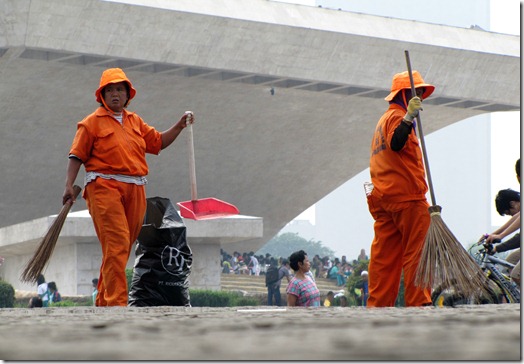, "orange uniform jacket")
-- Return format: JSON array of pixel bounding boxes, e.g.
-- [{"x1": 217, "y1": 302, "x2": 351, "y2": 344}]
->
[
  {"x1": 369, "y1": 103, "x2": 427, "y2": 202},
  {"x1": 69, "y1": 107, "x2": 163, "y2": 174}
]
